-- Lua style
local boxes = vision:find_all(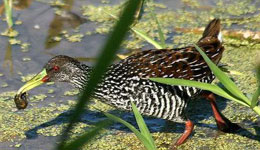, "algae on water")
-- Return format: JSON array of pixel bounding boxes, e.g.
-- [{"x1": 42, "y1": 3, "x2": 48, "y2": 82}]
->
[{"x1": 0, "y1": 0, "x2": 260, "y2": 149}]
